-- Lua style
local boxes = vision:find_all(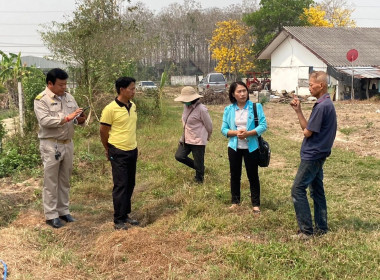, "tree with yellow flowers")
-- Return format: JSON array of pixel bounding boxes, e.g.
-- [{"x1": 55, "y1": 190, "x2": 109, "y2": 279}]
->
[
  {"x1": 302, "y1": 0, "x2": 356, "y2": 27},
  {"x1": 301, "y1": 6, "x2": 333, "y2": 27},
  {"x1": 209, "y1": 20, "x2": 254, "y2": 81}
]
